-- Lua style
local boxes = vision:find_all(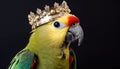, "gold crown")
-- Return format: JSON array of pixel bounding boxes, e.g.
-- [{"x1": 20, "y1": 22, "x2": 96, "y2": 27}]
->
[{"x1": 28, "y1": 1, "x2": 71, "y2": 29}]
